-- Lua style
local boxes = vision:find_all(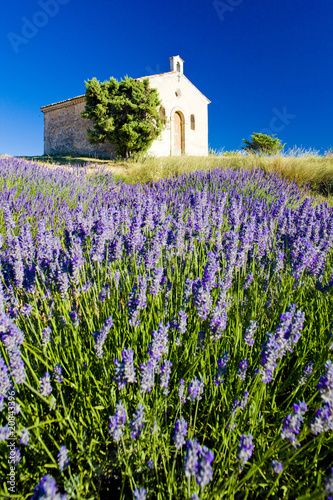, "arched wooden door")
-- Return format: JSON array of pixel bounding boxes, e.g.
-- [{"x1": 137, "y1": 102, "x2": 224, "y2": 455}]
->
[{"x1": 174, "y1": 111, "x2": 185, "y2": 155}]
